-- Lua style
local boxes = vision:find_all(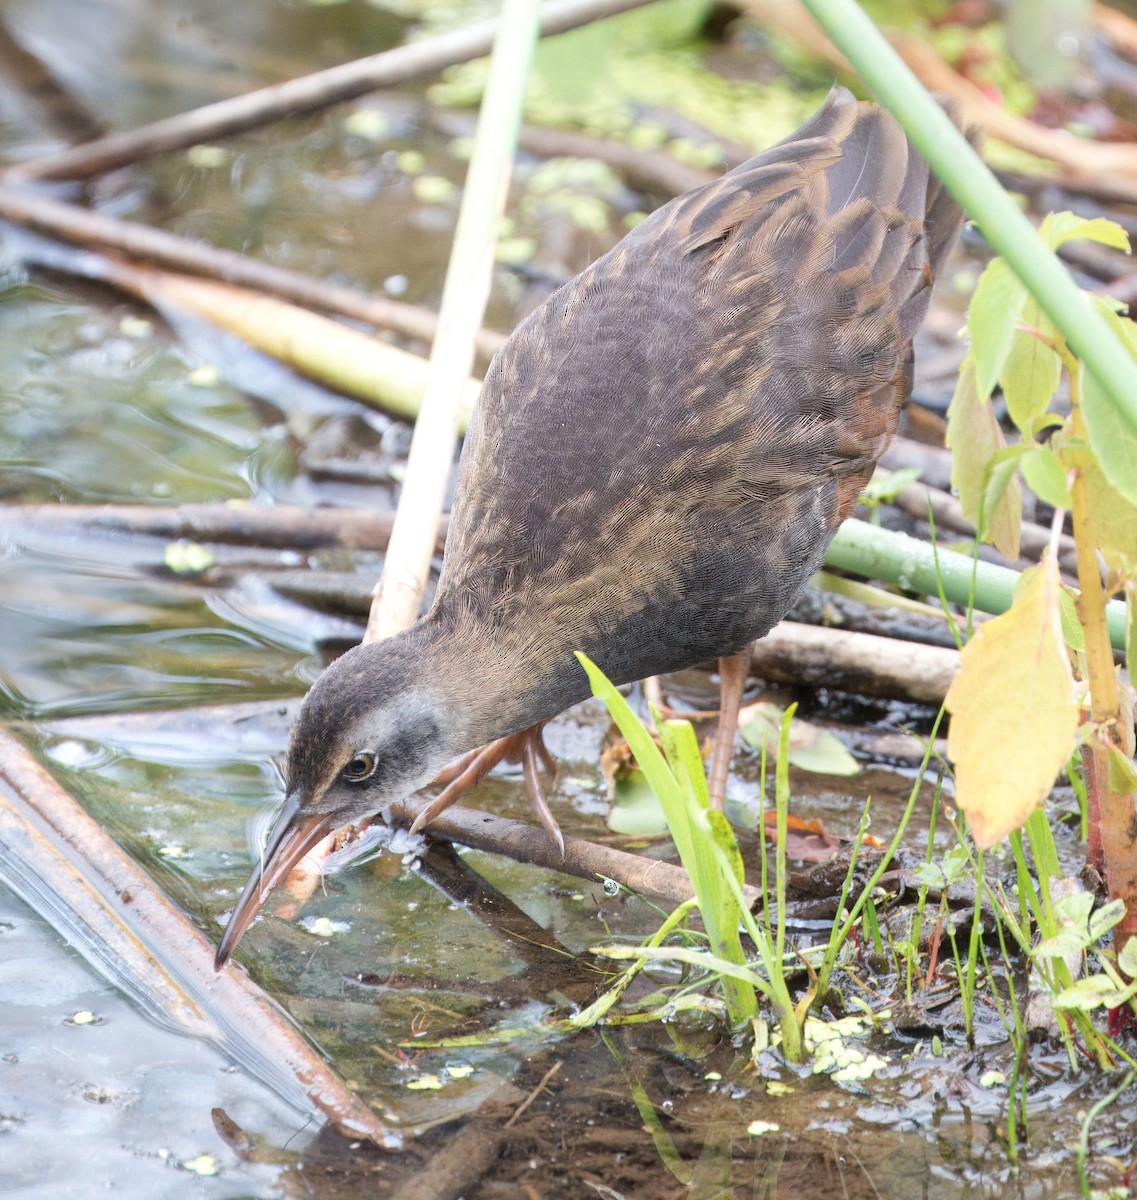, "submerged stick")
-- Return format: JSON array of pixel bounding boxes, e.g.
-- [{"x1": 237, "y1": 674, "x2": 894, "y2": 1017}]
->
[
  {"x1": 0, "y1": 501, "x2": 428, "y2": 550},
  {"x1": 7, "y1": 0, "x2": 656, "y2": 183},
  {"x1": 31, "y1": 248, "x2": 482, "y2": 425},
  {"x1": 385, "y1": 796, "x2": 762, "y2": 909},
  {"x1": 0, "y1": 726, "x2": 396, "y2": 1146},
  {"x1": 427, "y1": 109, "x2": 719, "y2": 198},
  {"x1": 0, "y1": 185, "x2": 507, "y2": 360}
]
